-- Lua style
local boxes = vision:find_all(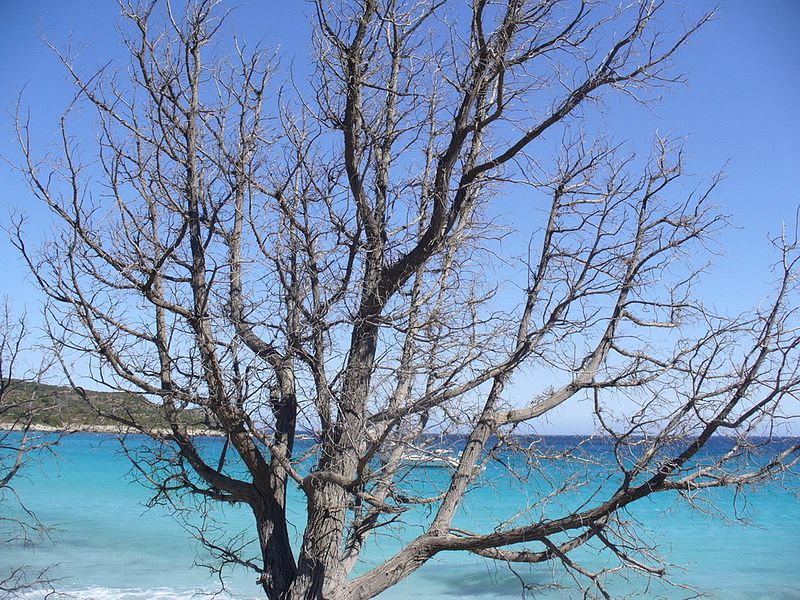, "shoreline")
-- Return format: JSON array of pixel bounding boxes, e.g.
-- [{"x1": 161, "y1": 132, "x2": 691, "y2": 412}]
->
[
  {"x1": 3, "y1": 424, "x2": 795, "y2": 441},
  {"x1": 0, "y1": 421, "x2": 226, "y2": 437}
]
